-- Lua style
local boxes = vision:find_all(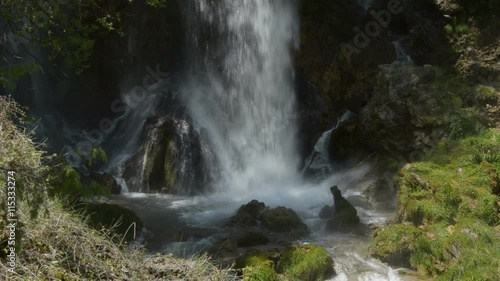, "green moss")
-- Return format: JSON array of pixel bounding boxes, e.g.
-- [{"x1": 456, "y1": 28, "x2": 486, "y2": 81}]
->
[
  {"x1": 475, "y1": 85, "x2": 500, "y2": 104},
  {"x1": 235, "y1": 250, "x2": 281, "y2": 281},
  {"x1": 373, "y1": 129, "x2": 500, "y2": 279},
  {"x1": 236, "y1": 245, "x2": 334, "y2": 281},
  {"x1": 278, "y1": 245, "x2": 334, "y2": 281},
  {"x1": 370, "y1": 225, "x2": 425, "y2": 268}
]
